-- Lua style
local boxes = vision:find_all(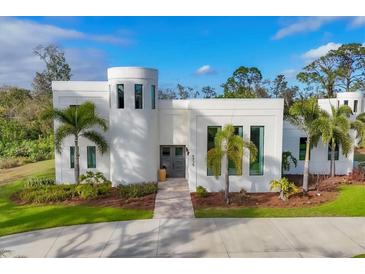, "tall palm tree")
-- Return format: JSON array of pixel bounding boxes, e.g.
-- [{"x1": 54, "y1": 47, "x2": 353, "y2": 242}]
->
[
  {"x1": 53, "y1": 101, "x2": 108, "y2": 183},
  {"x1": 288, "y1": 97, "x2": 325, "y2": 192},
  {"x1": 314, "y1": 105, "x2": 353, "y2": 177},
  {"x1": 351, "y1": 113, "x2": 365, "y2": 148},
  {"x1": 207, "y1": 124, "x2": 257, "y2": 204}
]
